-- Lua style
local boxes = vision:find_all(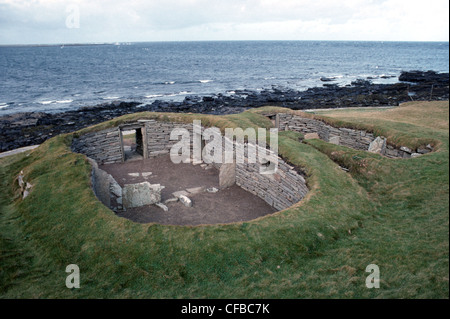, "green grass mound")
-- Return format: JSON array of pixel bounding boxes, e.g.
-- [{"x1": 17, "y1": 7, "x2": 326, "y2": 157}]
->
[{"x1": 1, "y1": 102, "x2": 448, "y2": 298}]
